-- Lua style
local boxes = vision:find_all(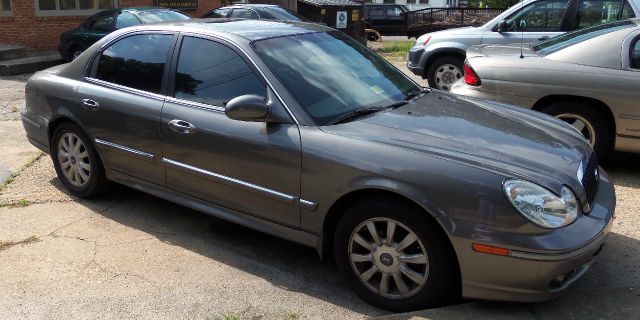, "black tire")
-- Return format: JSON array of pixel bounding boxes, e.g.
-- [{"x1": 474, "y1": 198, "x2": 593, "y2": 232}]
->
[
  {"x1": 425, "y1": 56, "x2": 464, "y2": 91},
  {"x1": 540, "y1": 102, "x2": 612, "y2": 159},
  {"x1": 51, "y1": 122, "x2": 108, "y2": 198},
  {"x1": 334, "y1": 198, "x2": 460, "y2": 312}
]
